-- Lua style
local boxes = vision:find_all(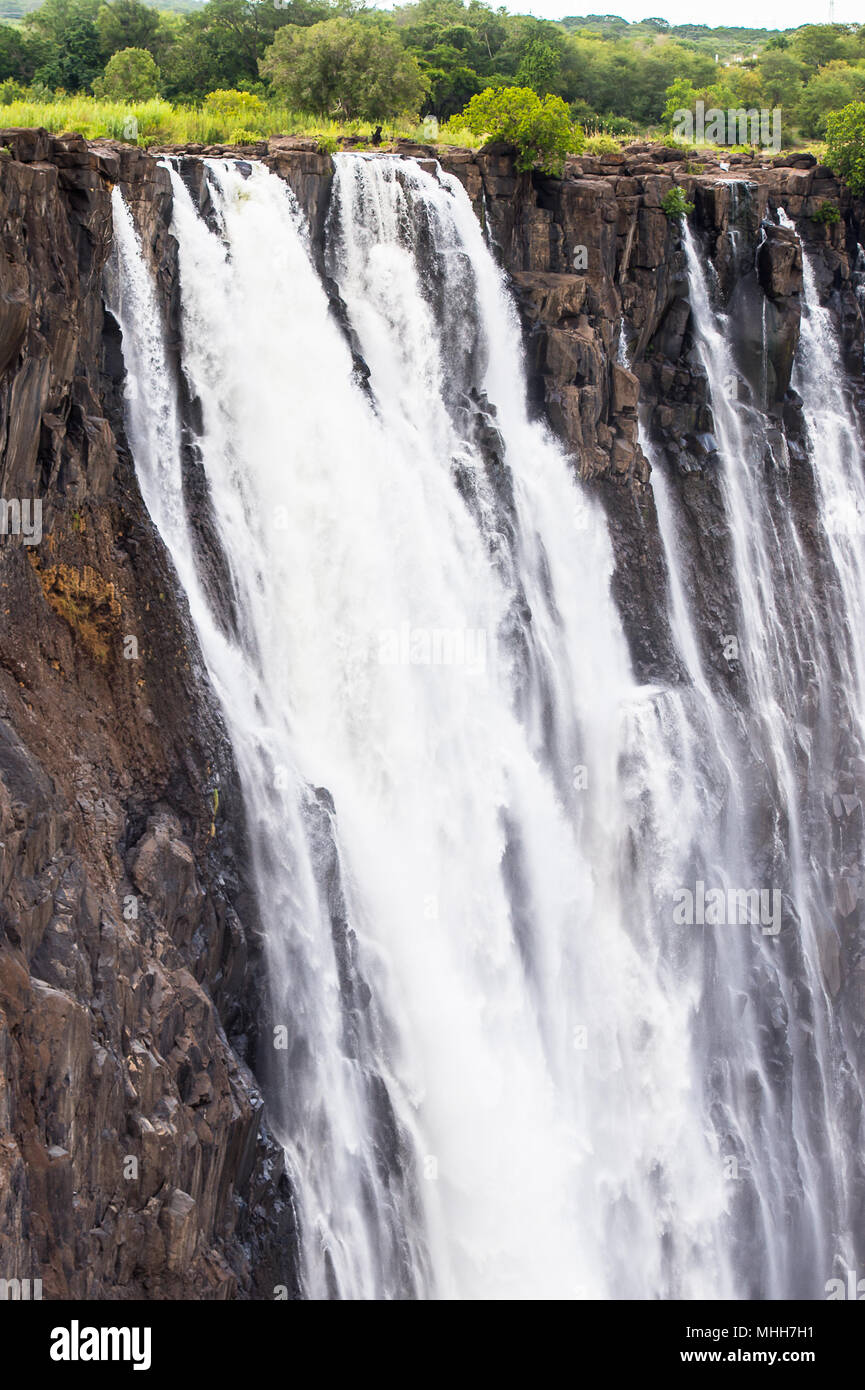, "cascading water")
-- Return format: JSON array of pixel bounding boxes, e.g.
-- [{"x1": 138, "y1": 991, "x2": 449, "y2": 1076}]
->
[
  {"x1": 784, "y1": 210, "x2": 865, "y2": 710},
  {"x1": 323, "y1": 157, "x2": 733, "y2": 1299},
  {"x1": 104, "y1": 151, "x2": 863, "y2": 1300},
  {"x1": 626, "y1": 322, "x2": 824, "y2": 1298},
  {"x1": 852, "y1": 242, "x2": 865, "y2": 325},
  {"x1": 652, "y1": 217, "x2": 865, "y2": 1295}
]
